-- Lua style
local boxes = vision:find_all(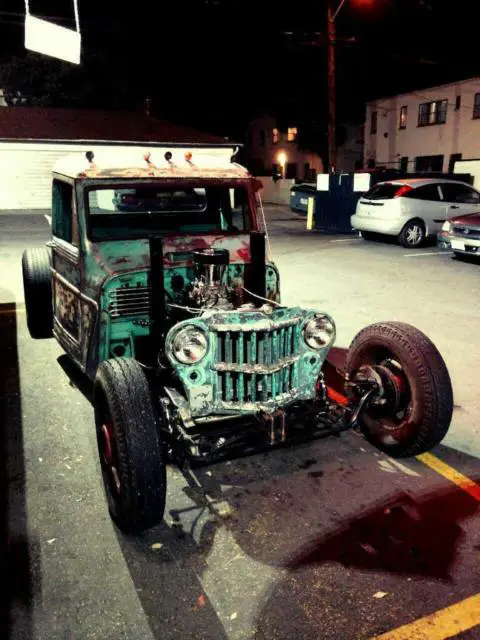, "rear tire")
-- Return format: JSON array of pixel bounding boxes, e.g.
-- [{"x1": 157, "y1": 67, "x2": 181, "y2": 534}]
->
[
  {"x1": 22, "y1": 247, "x2": 53, "y2": 339},
  {"x1": 346, "y1": 321, "x2": 453, "y2": 458},
  {"x1": 94, "y1": 358, "x2": 166, "y2": 533},
  {"x1": 398, "y1": 220, "x2": 425, "y2": 248}
]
